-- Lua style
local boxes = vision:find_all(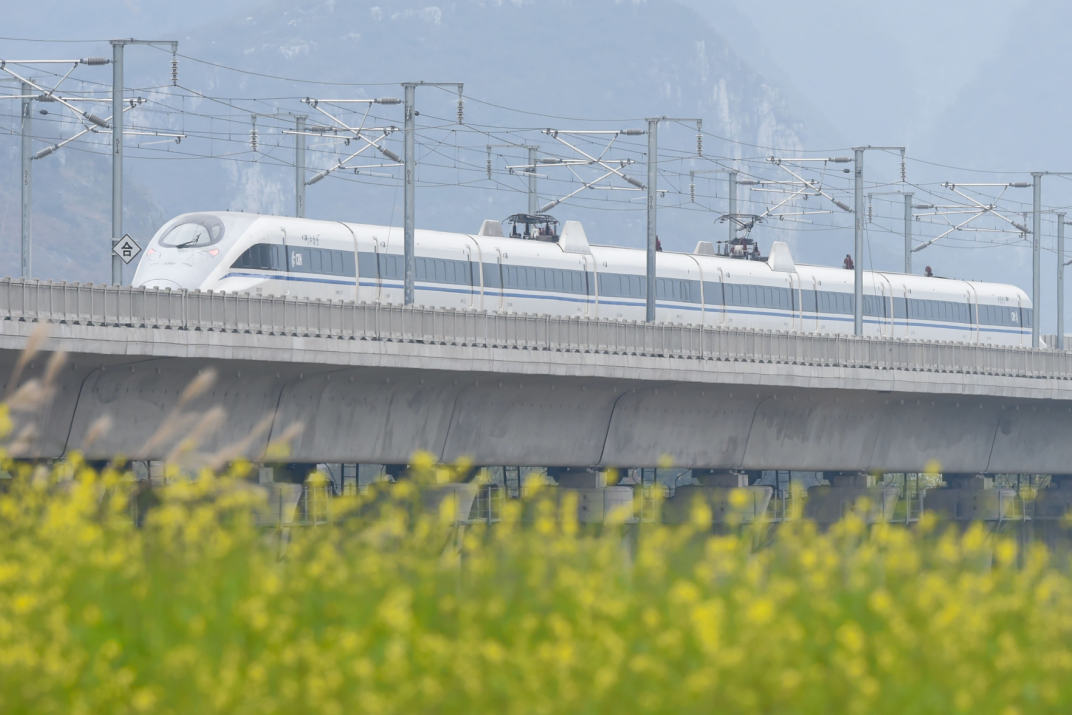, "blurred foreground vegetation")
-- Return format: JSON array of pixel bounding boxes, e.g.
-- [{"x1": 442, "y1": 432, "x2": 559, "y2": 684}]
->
[{"x1": 0, "y1": 453, "x2": 1071, "y2": 715}]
